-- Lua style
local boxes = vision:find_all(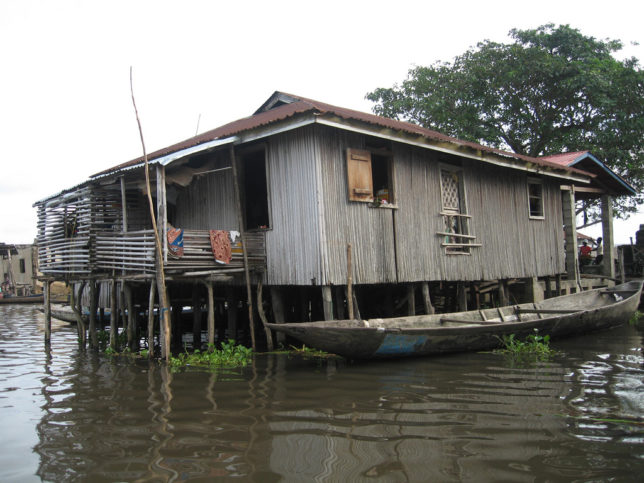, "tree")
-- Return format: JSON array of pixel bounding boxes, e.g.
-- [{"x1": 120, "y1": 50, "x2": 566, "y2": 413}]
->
[{"x1": 366, "y1": 24, "x2": 644, "y2": 221}]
